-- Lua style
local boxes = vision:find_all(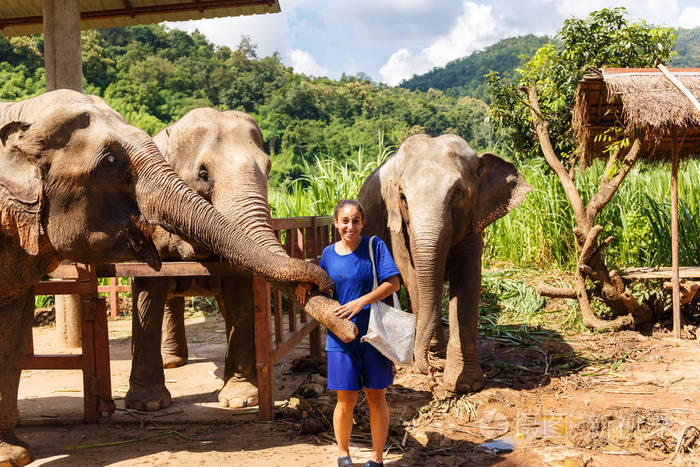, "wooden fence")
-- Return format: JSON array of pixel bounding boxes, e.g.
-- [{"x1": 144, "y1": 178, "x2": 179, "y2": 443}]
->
[{"x1": 27, "y1": 216, "x2": 337, "y2": 422}]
